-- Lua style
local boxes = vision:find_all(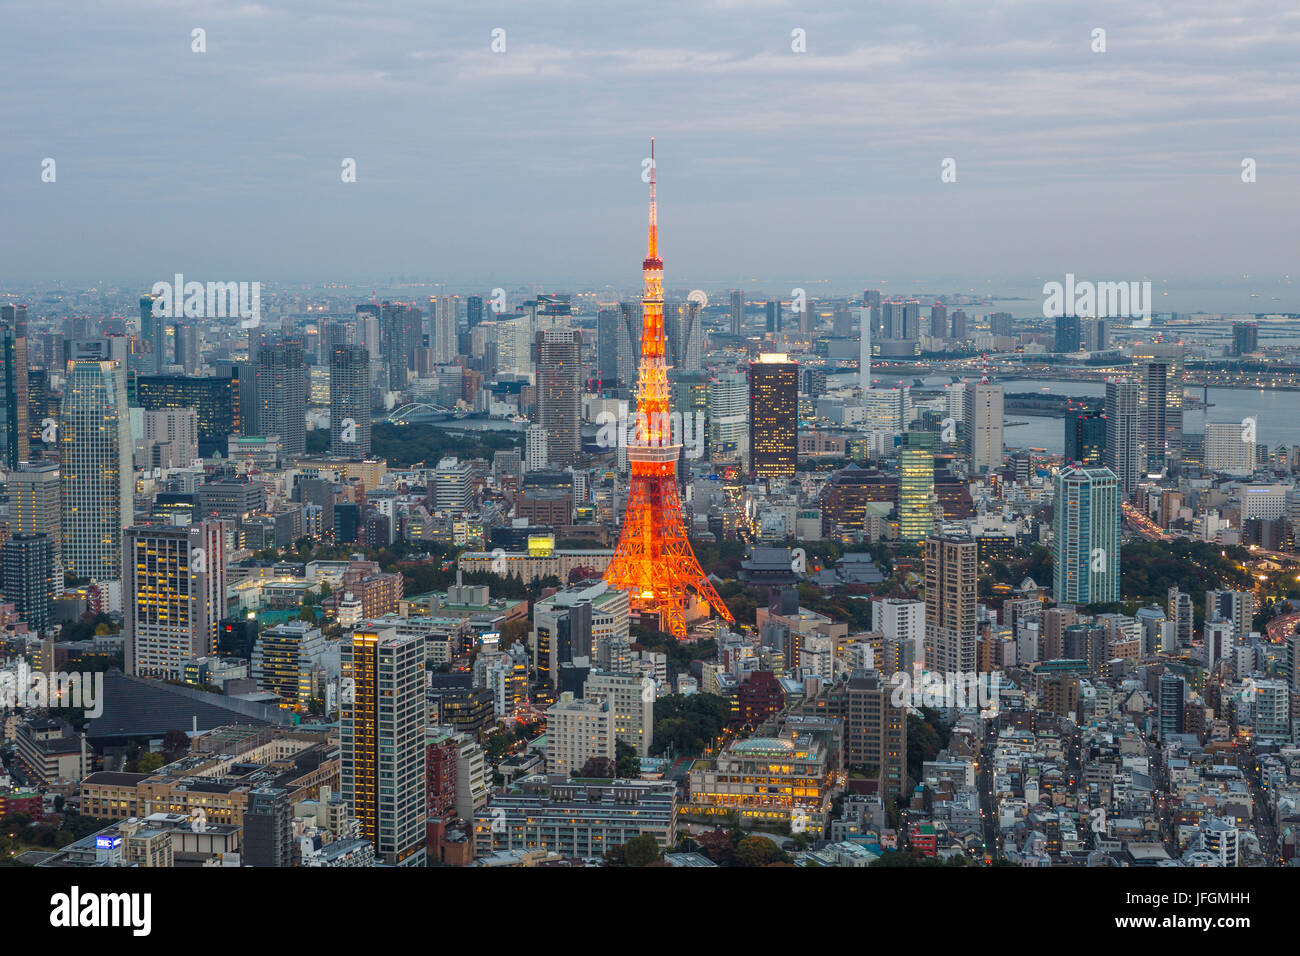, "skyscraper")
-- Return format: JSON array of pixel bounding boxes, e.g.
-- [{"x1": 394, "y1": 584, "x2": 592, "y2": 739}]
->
[
  {"x1": 535, "y1": 329, "x2": 582, "y2": 467},
  {"x1": 930, "y1": 302, "x2": 948, "y2": 340},
  {"x1": 123, "y1": 521, "x2": 225, "y2": 678},
  {"x1": 60, "y1": 359, "x2": 132, "y2": 583},
  {"x1": 966, "y1": 382, "x2": 1004, "y2": 473},
  {"x1": 1, "y1": 305, "x2": 30, "y2": 467},
  {"x1": 899, "y1": 441, "x2": 935, "y2": 542},
  {"x1": 466, "y1": 295, "x2": 484, "y2": 329},
  {"x1": 173, "y1": 323, "x2": 200, "y2": 374},
  {"x1": 1054, "y1": 314, "x2": 1081, "y2": 353},
  {"x1": 764, "y1": 299, "x2": 781, "y2": 334},
  {"x1": 748, "y1": 353, "x2": 798, "y2": 479},
  {"x1": 1232, "y1": 321, "x2": 1258, "y2": 355},
  {"x1": 433, "y1": 295, "x2": 457, "y2": 364},
  {"x1": 730, "y1": 290, "x2": 744, "y2": 336},
  {"x1": 1052, "y1": 466, "x2": 1120, "y2": 606},
  {"x1": 9, "y1": 461, "x2": 62, "y2": 582},
  {"x1": 1064, "y1": 408, "x2": 1106, "y2": 466},
  {"x1": 2, "y1": 533, "x2": 55, "y2": 634},
  {"x1": 1133, "y1": 344, "x2": 1184, "y2": 468},
  {"x1": 616, "y1": 302, "x2": 643, "y2": 394},
  {"x1": 254, "y1": 341, "x2": 306, "y2": 457},
  {"x1": 341, "y1": 626, "x2": 427, "y2": 866},
  {"x1": 858, "y1": 307, "x2": 872, "y2": 389},
  {"x1": 924, "y1": 534, "x2": 978, "y2": 674},
  {"x1": 1104, "y1": 378, "x2": 1141, "y2": 497},
  {"x1": 597, "y1": 308, "x2": 621, "y2": 388},
  {"x1": 664, "y1": 300, "x2": 702, "y2": 372},
  {"x1": 330, "y1": 344, "x2": 371, "y2": 457},
  {"x1": 138, "y1": 294, "x2": 164, "y2": 374},
  {"x1": 709, "y1": 372, "x2": 748, "y2": 464}
]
